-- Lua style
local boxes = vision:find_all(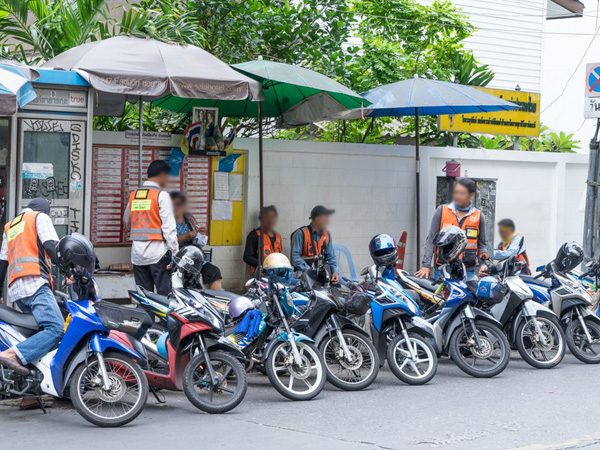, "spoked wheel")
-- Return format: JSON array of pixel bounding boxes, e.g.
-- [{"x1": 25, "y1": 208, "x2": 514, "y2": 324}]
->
[
  {"x1": 516, "y1": 316, "x2": 565, "y2": 369},
  {"x1": 183, "y1": 351, "x2": 247, "y2": 414},
  {"x1": 449, "y1": 322, "x2": 510, "y2": 378},
  {"x1": 70, "y1": 352, "x2": 148, "y2": 427},
  {"x1": 387, "y1": 333, "x2": 437, "y2": 385},
  {"x1": 265, "y1": 341, "x2": 326, "y2": 401},
  {"x1": 566, "y1": 317, "x2": 600, "y2": 364},
  {"x1": 319, "y1": 329, "x2": 379, "y2": 391}
]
